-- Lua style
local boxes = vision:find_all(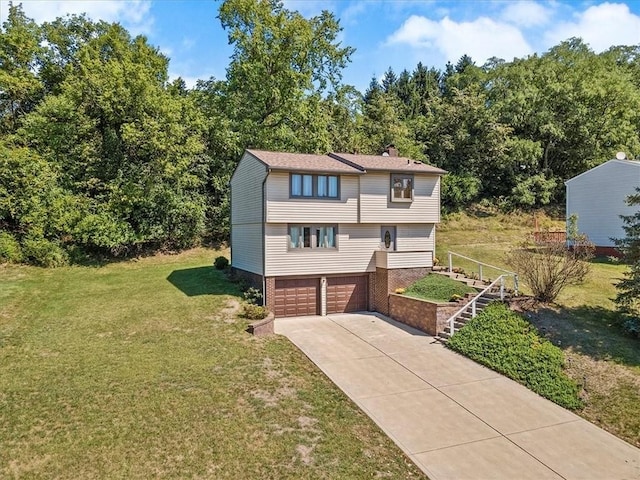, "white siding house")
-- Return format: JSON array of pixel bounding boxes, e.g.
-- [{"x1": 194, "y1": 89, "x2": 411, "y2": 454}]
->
[
  {"x1": 565, "y1": 159, "x2": 640, "y2": 251},
  {"x1": 230, "y1": 148, "x2": 446, "y2": 317}
]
